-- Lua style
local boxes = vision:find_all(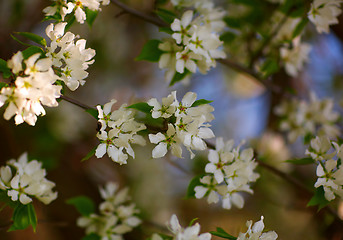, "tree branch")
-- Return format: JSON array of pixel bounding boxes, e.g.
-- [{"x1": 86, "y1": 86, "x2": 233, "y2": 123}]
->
[{"x1": 60, "y1": 95, "x2": 96, "y2": 111}]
